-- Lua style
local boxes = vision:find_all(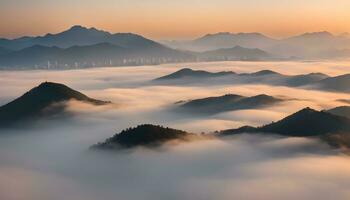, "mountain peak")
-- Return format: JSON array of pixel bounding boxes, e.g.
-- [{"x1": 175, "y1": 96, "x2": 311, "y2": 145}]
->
[
  {"x1": 69, "y1": 25, "x2": 87, "y2": 31},
  {"x1": 252, "y1": 70, "x2": 280, "y2": 76},
  {"x1": 294, "y1": 107, "x2": 318, "y2": 115},
  {"x1": 0, "y1": 82, "x2": 110, "y2": 127},
  {"x1": 93, "y1": 124, "x2": 193, "y2": 149}
]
